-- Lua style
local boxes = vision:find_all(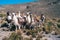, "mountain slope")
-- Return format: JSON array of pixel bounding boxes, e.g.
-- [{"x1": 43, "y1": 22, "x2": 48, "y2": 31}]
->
[{"x1": 0, "y1": 0, "x2": 60, "y2": 18}]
